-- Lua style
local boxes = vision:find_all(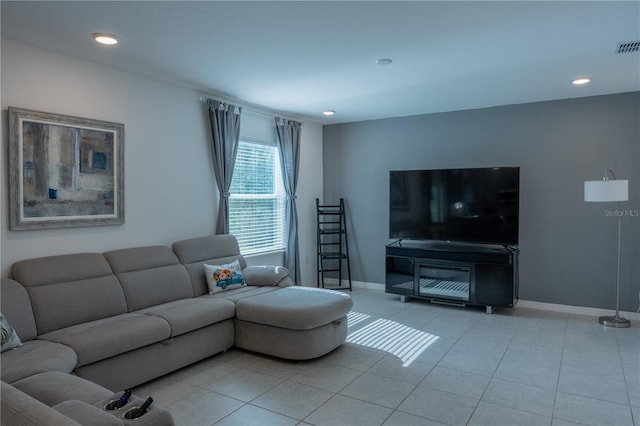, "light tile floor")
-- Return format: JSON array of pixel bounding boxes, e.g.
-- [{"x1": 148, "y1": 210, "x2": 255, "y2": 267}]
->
[{"x1": 135, "y1": 288, "x2": 640, "y2": 426}]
